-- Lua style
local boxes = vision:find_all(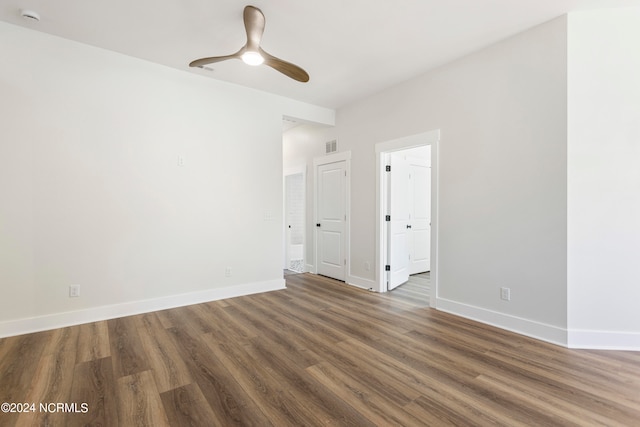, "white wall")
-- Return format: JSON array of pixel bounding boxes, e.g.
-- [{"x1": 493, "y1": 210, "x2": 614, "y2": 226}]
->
[
  {"x1": 336, "y1": 17, "x2": 569, "y2": 344},
  {"x1": 567, "y1": 9, "x2": 640, "y2": 349},
  {"x1": 0, "y1": 22, "x2": 333, "y2": 336},
  {"x1": 282, "y1": 10, "x2": 640, "y2": 350}
]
